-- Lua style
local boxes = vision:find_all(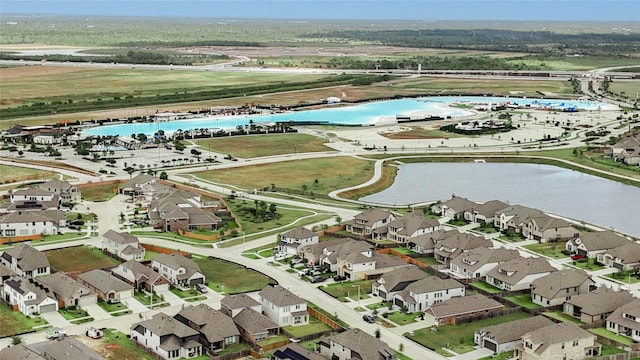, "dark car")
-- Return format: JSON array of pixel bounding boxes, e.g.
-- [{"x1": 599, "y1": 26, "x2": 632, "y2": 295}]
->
[
  {"x1": 69, "y1": 220, "x2": 85, "y2": 226},
  {"x1": 362, "y1": 314, "x2": 376, "y2": 323},
  {"x1": 333, "y1": 275, "x2": 347, "y2": 282},
  {"x1": 310, "y1": 275, "x2": 326, "y2": 283}
]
